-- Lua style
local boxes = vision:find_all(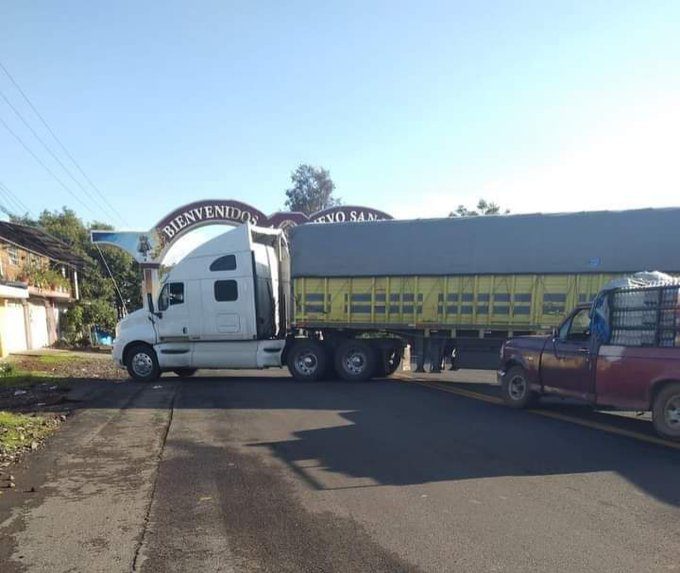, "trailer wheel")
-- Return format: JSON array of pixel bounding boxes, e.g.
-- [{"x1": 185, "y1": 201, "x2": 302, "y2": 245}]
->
[
  {"x1": 173, "y1": 368, "x2": 198, "y2": 378},
  {"x1": 376, "y1": 345, "x2": 403, "y2": 378},
  {"x1": 335, "y1": 340, "x2": 376, "y2": 382},
  {"x1": 287, "y1": 340, "x2": 328, "y2": 382},
  {"x1": 652, "y1": 382, "x2": 680, "y2": 440},
  {"x1": 501, "y1": 366, "x2": 536, "y2": 408},
  {"x1": 125, "y1": 343, "x2": 161, "y2": 382}
]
